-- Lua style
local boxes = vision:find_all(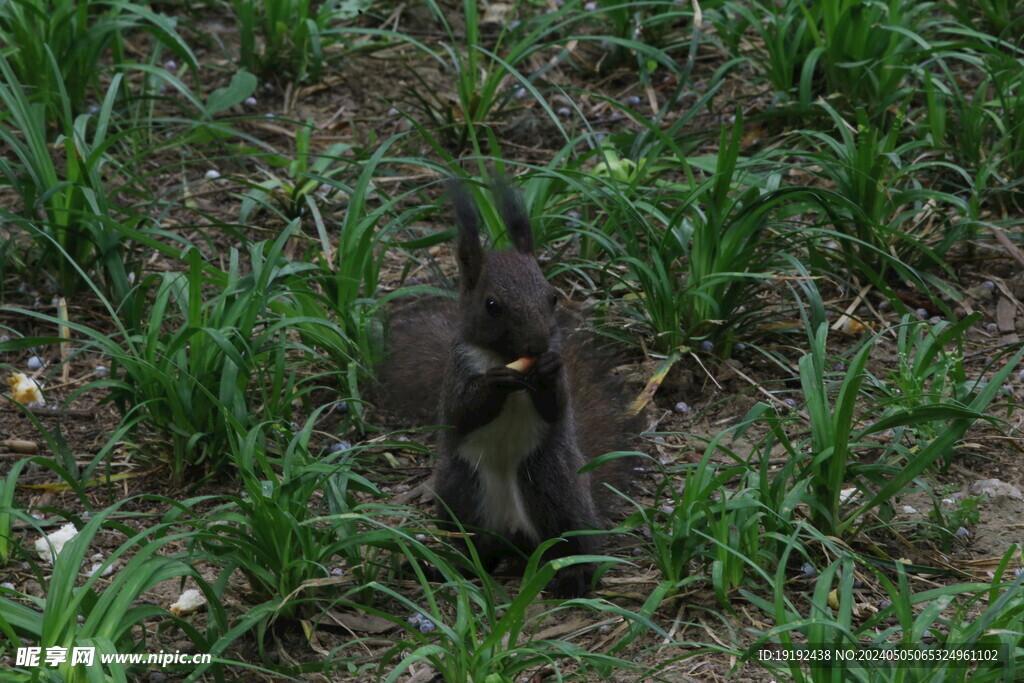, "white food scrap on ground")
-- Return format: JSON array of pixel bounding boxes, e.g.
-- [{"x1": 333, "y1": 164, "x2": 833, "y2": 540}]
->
[
  {"x1": 34, "y1": 523, "x2": 79, "y2": 563},
  {"x1": 169, "y1": 589, "x2": 207, "y2": 616}
]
